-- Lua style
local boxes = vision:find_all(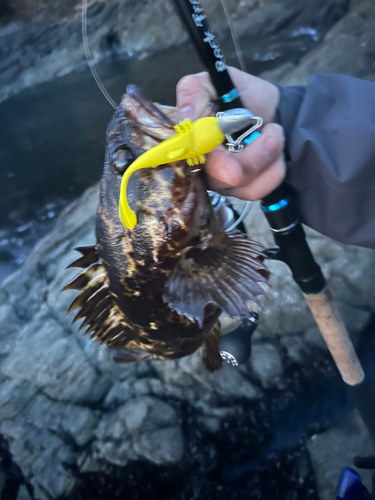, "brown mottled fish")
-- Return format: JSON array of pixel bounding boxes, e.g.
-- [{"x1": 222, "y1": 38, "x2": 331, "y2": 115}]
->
[{"x1": 63, "y1": 85, "x2": 269, "y2": 372}]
